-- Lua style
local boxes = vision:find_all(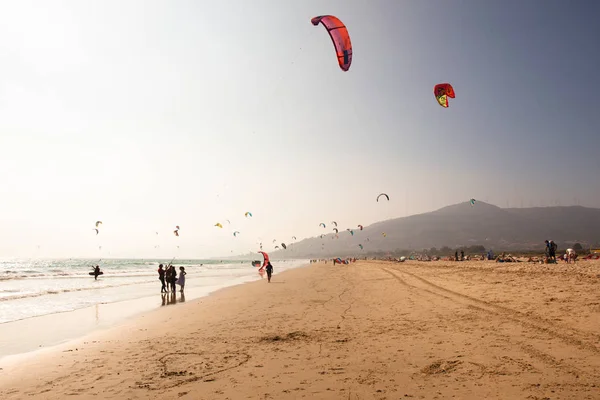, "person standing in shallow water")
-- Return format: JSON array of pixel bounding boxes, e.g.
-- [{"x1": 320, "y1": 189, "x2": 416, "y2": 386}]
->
[
  {"x1": 158, "y1": 264, "x2": 167, "y2": 293},
  {"x1": 265, "y1": 262, "x2": 273, "y2": 283},
  {"x1": 169, "y1": 265, "x2": 177, "y2": 292},
  {"x1": 92, "y1": 265, "x2": 101, "y2": 280},
  {"x1": 176, "y1": 267, "x2": 186, "y2": 292}
]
